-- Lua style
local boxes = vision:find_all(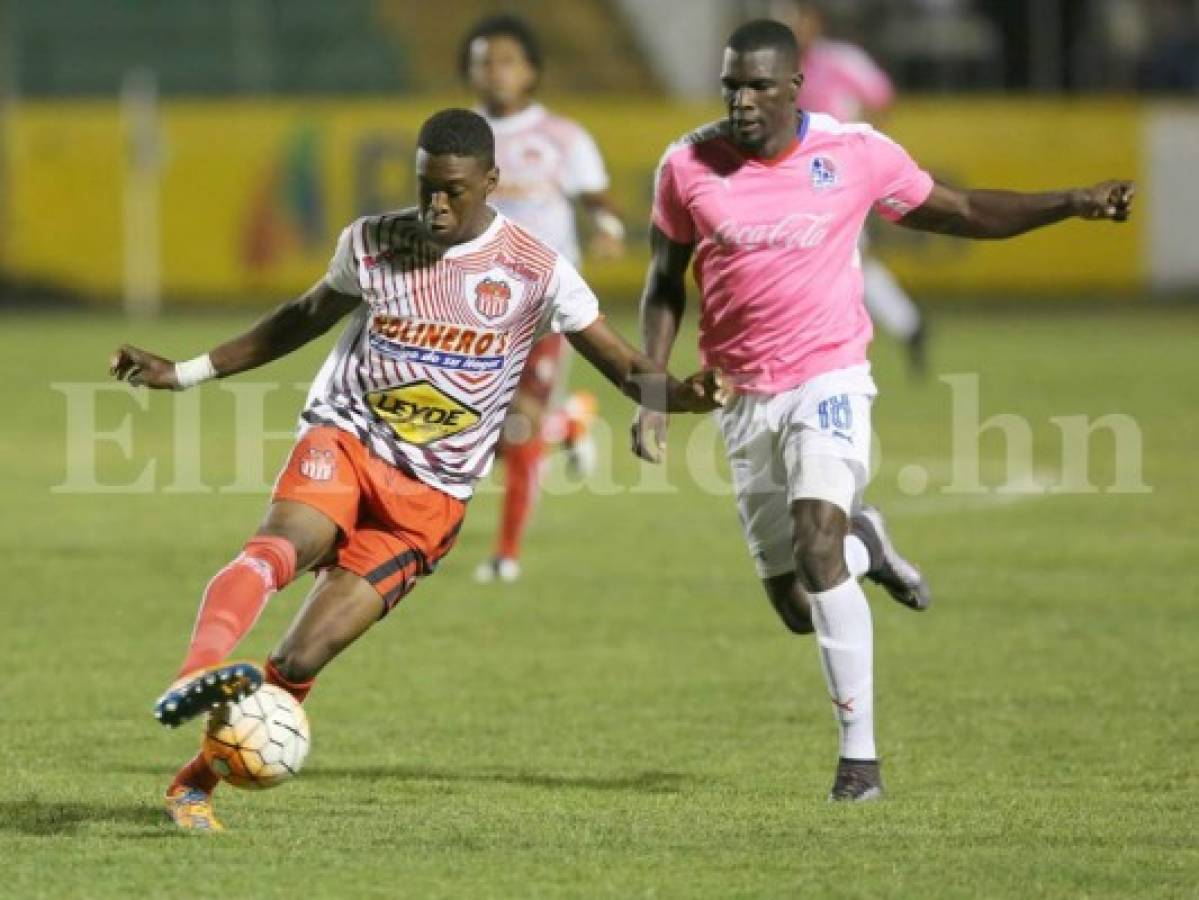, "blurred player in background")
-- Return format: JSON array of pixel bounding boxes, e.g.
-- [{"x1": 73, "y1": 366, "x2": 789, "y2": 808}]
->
[
  {"x1": 773, "y1": 0, "x2": 930, "y2": 376},
  {"x1": 461, "y1": 15, "x2": 627, "y2": 583},
  {"x1": 634, "y1": 19, "x2": 1133, "y2": 801},
  {"x1": 111, "y1": 109, "x2": 725, "y2": 831}
]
